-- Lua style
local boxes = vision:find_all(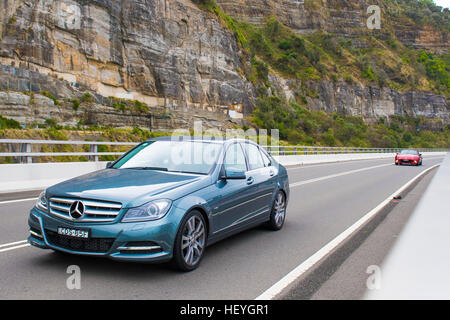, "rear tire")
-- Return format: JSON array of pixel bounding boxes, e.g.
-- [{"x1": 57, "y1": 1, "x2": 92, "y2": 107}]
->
[
  {"x1": 266, "y1": 191, "x2": 286, "y2": 231},
  {"x1": 171, "y1": 210, "x2": 207, "y2": 272}
]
